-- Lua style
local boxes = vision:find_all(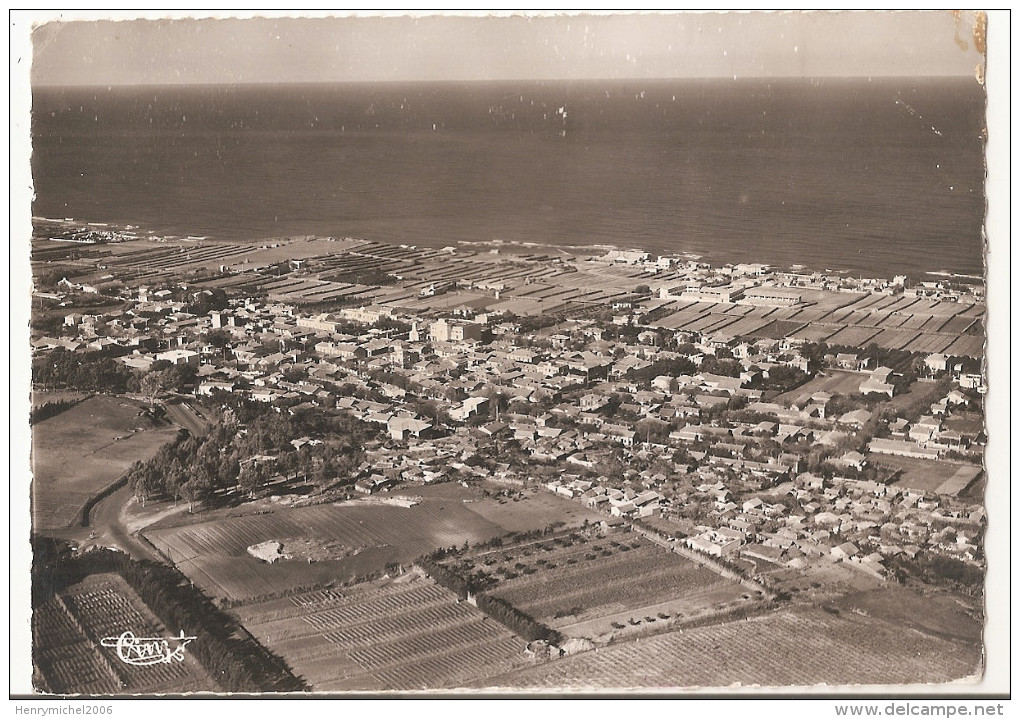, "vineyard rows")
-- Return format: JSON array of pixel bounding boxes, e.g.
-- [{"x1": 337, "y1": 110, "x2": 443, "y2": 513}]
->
[
  {"x1": 450, "y1": 535, "x2": 745, "y2": 629},
  {"x1": 482, "y1": 607, "x2": 983, "y2": 689},
  {"x1": 33, "y1": 578, "x2": 207, "y2": 695},
  {"x1": 323, "y1": 602, "x2": 478, "y2": 647},
  {"x1": 238, "y1": 576, "x2": 533, "y2": 691},
  {"x1": 370, "y1": 637, "x2": 529, "y2": 691},
  {"x1": 300, "y1": 582, "x2": 448, "y2": 632},
  {"x1": 64, "y1": 588, "x2": 192, "y2": 690},
  {"x1": 33, "y1": 597, "x2": 122, "y2": 695}
]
